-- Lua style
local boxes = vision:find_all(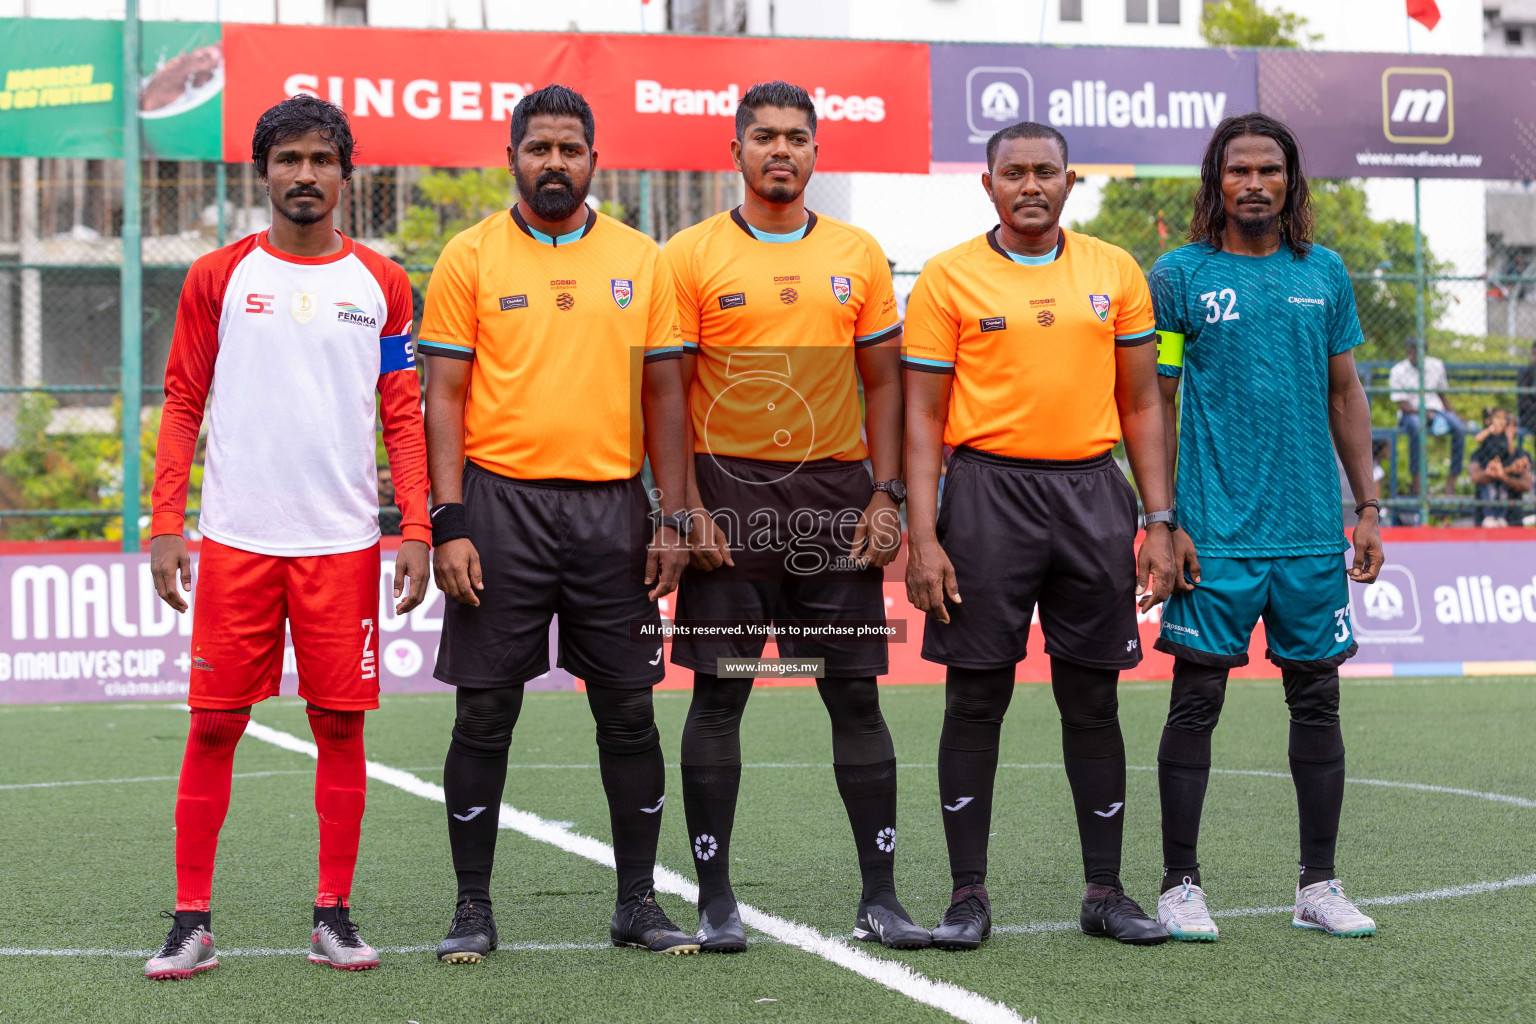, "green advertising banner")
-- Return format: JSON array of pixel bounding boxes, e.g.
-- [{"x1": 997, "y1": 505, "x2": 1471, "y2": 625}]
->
[{"x1": 0, "y1": 18, "x2": 221, "y2": 160}]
